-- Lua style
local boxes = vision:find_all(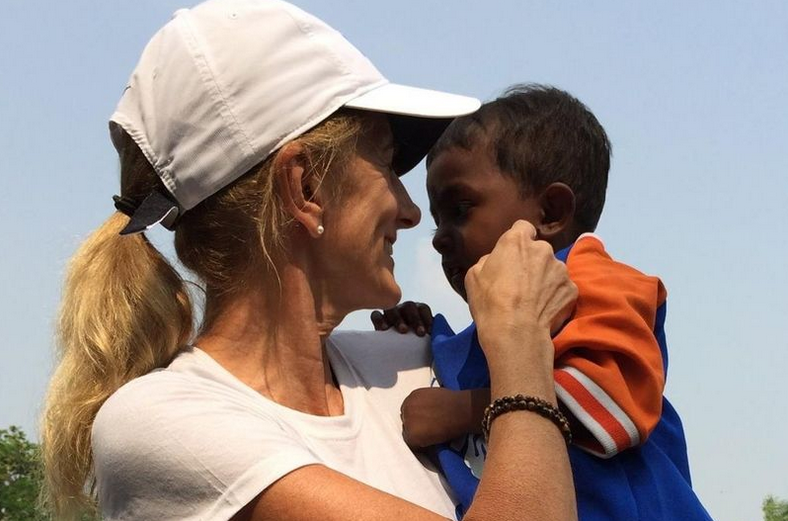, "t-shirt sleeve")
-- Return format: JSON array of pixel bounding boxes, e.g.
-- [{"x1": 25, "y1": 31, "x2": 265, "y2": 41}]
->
[
  {"x1": 553, "y1": 236, "x2": 667, "y2": 458},
  {"x1": 92, "y1": 373, "x2": 321, "y2": 521}
]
